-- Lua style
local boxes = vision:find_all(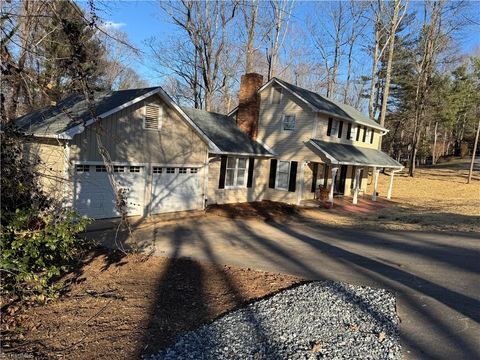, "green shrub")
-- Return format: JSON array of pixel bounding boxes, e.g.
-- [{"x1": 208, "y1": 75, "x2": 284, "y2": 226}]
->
[{"x1": 1, "y1": 129, "x2": 92, "y2": 299}]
